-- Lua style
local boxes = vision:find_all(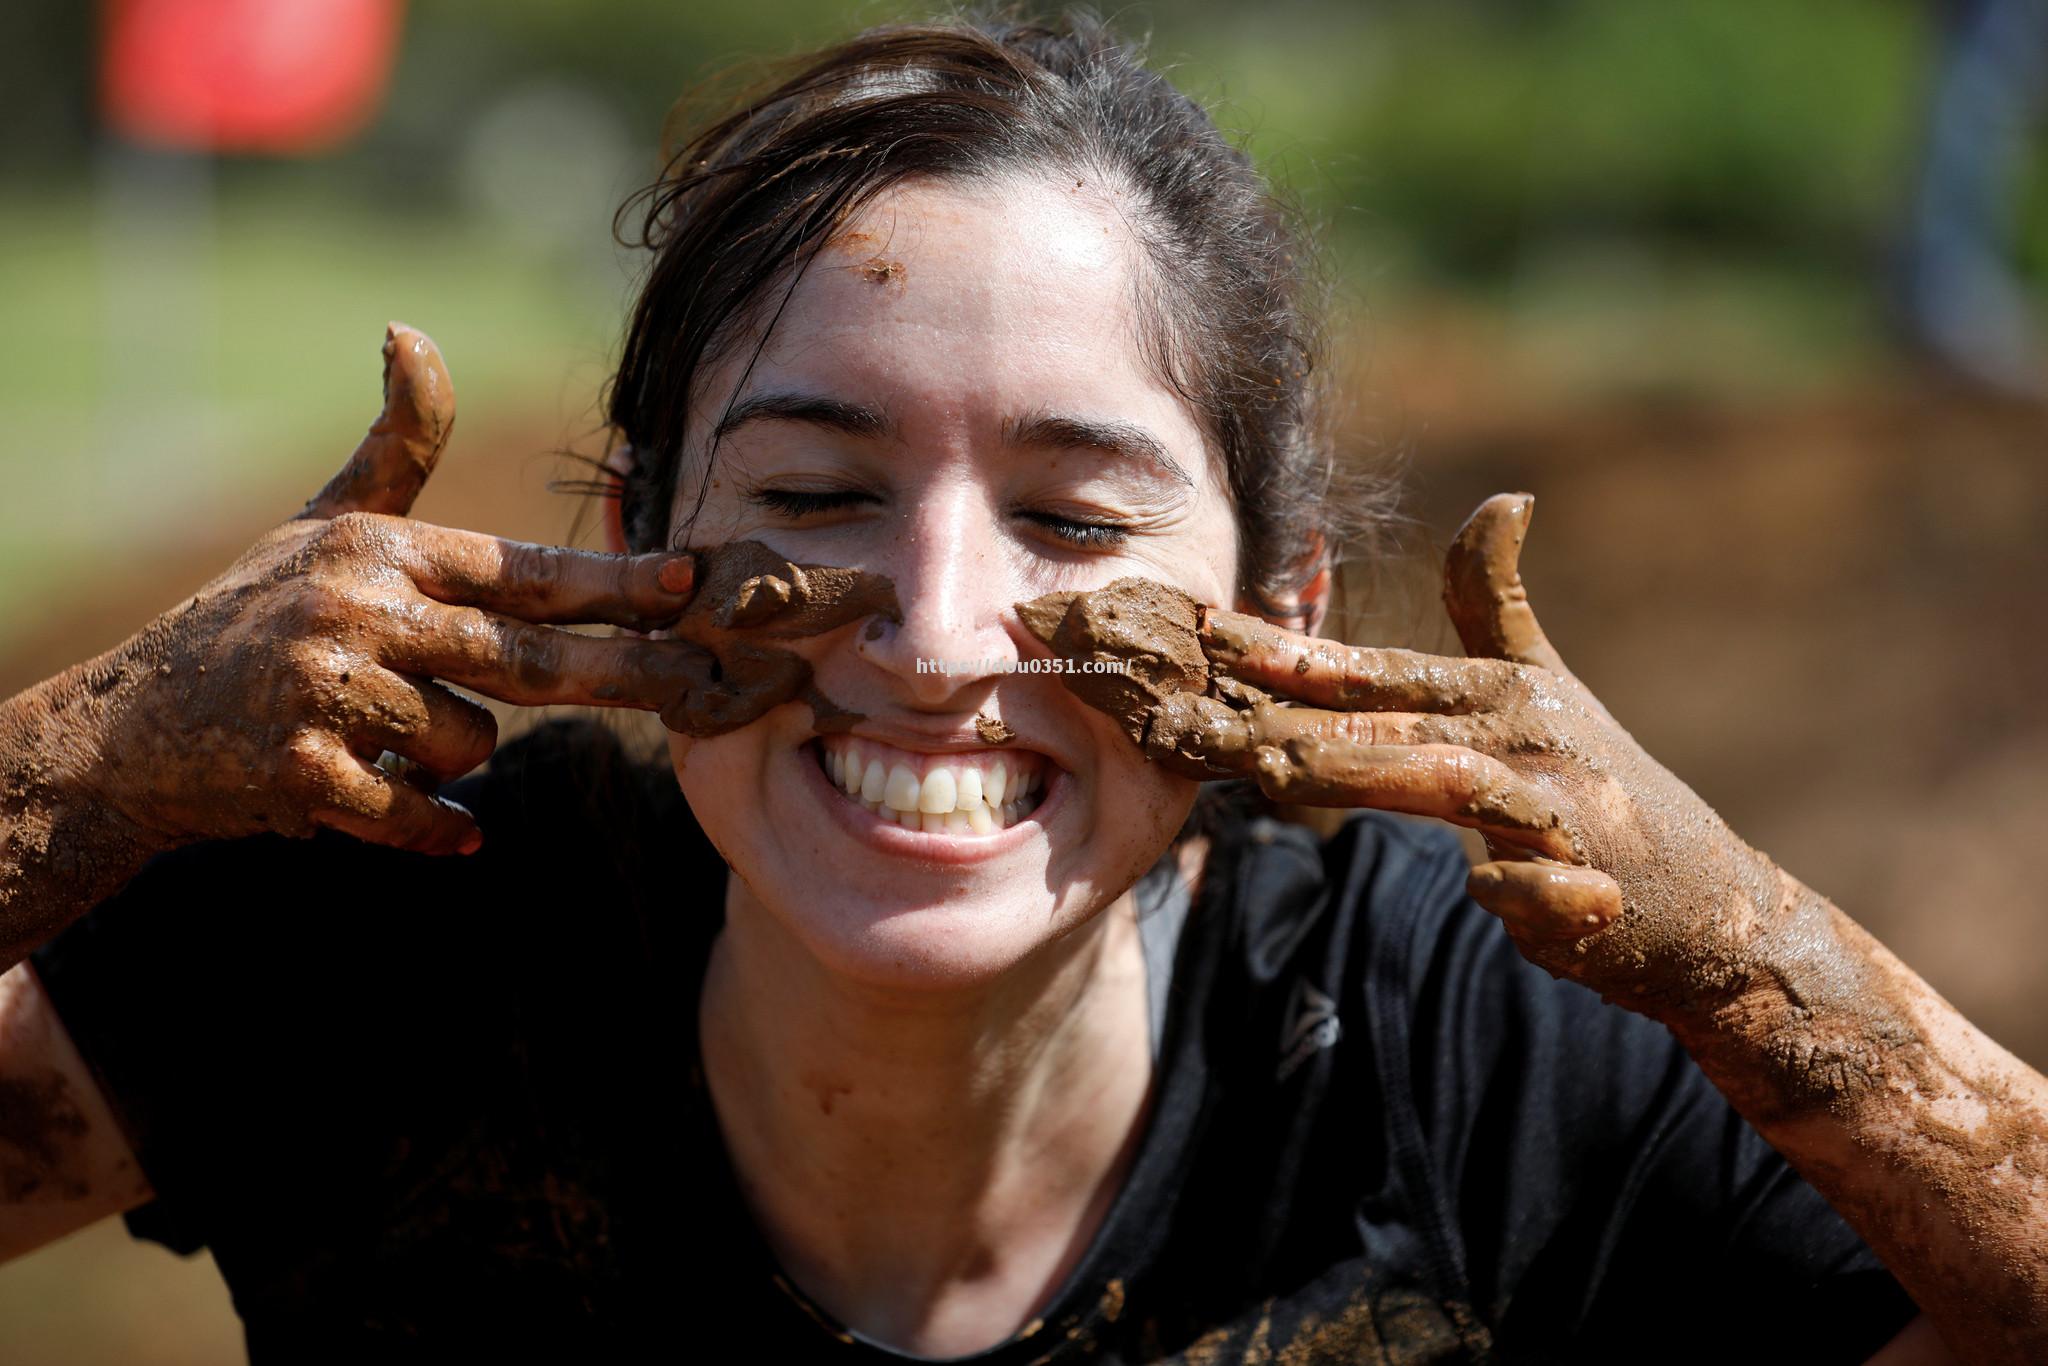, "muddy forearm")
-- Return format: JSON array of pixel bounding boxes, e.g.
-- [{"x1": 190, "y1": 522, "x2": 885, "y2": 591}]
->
[
  {"x1": 1668, "y1": 868, "x2": 2048, "y2": 1362},
  {"x1": 0, "y1": 667, "x2": 165, "y2": 972}
]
